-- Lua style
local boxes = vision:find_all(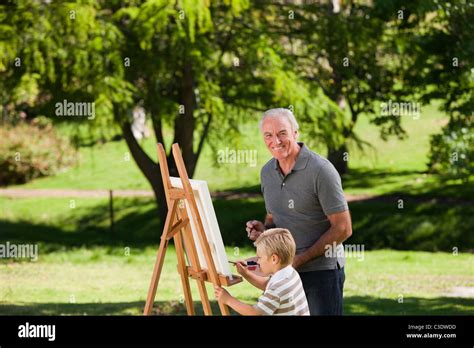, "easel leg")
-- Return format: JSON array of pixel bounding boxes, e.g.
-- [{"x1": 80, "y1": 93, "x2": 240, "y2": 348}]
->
[
  {"x1": 143, "y1": 236, "x2": 168, "y2": 315},
  {"x1": 181, "y1": 224, "x2": 212, "y2": 315},
  {"x1": 174, "y1": 232, "x2": 195, "y2": 315},
  {"x1": 143, "y1": 200, "x2": 178, "y2": 315},
  {"x1": 197, "y1": 280, "x2": 213, "y2": 315},
  {"x1": 176, "y1": 205, "x2": 213, "y2": 315}
]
